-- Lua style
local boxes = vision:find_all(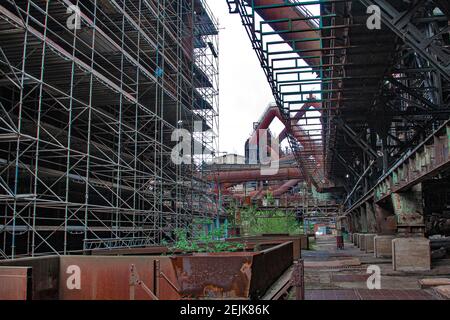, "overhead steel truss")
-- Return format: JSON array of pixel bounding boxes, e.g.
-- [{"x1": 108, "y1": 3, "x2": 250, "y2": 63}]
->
[
  {"x1": 227, "y1": 0, "x2": 330, "y2": 191},
  {"x1": 227, "y1": 0, "x2": 450, "y2": 209}
]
